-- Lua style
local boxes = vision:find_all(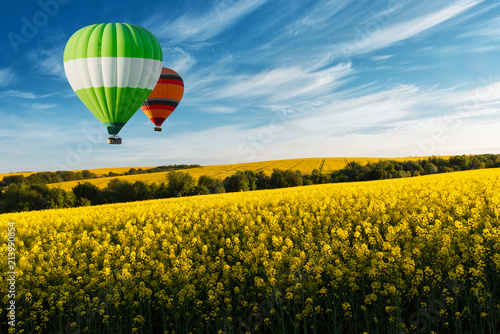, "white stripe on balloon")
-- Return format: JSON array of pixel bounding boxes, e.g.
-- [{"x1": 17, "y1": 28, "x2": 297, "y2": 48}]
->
[{"x1": 64, "y1": 57, "x2": 162, "y2": 91}]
